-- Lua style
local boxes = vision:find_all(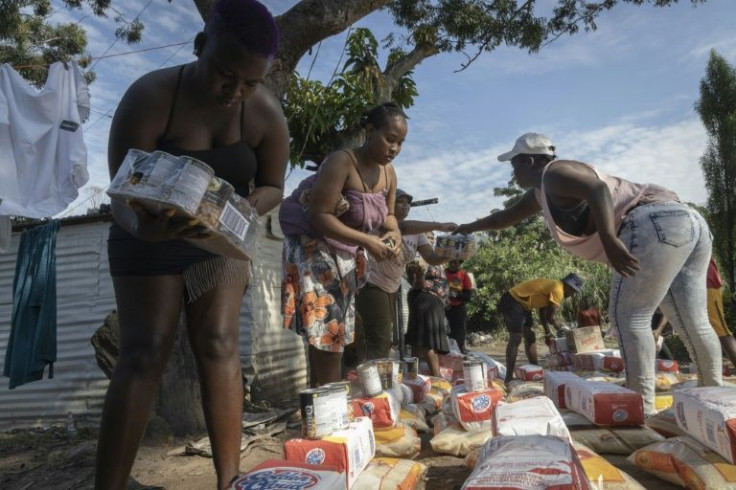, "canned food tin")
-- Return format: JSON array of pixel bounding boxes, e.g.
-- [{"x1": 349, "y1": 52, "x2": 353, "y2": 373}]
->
[
  {"x1": 373, "y1": 358, "x2": 396, "y2": 390},
  {"x1": 300, "y1": 388, "x2": 334, "y2": 439},
  {"x1": 323, "y1": 382, "x2": 350, "y2": 430},
  {"x1": 403, "y1": 356, "x2": 419, "y2": 380},
  {"x1": 463, "y1": 357, "x2": 487, "y2": 392},
  {"x1": 357, "y1": 362, "x2": 383, "y2": 397}
]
